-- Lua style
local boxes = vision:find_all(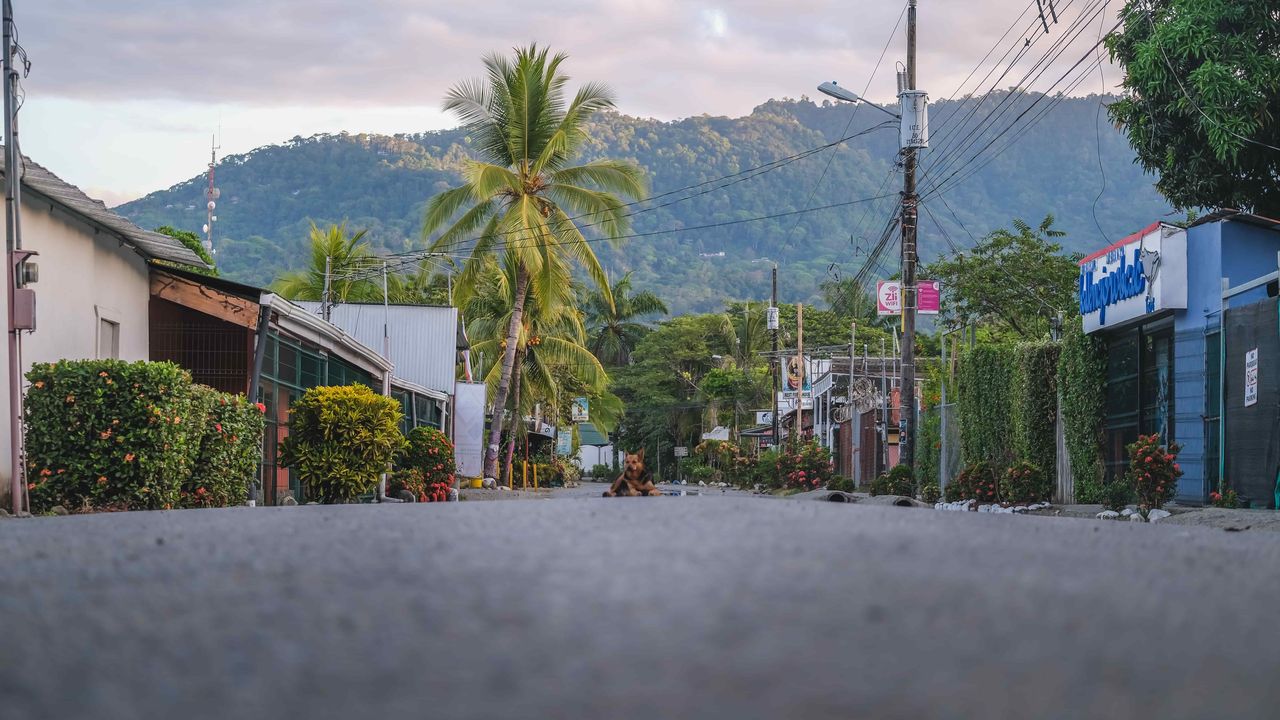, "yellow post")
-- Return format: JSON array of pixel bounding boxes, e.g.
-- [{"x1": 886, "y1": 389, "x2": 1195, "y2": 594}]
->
[
  {"x1": 534, "y1": 464, "x2": 539, "y2": 489},
  {"x1": 522, "y1": 461, "x2": 528, "y2": 489}
]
